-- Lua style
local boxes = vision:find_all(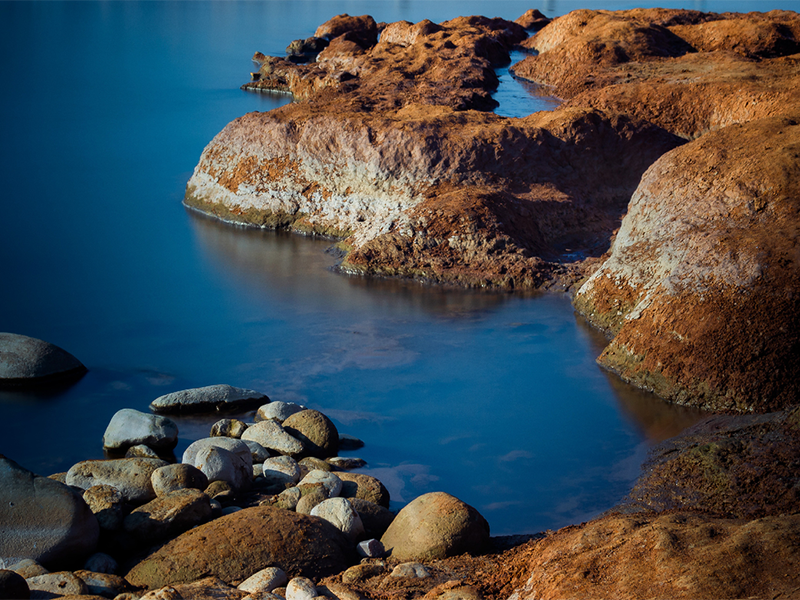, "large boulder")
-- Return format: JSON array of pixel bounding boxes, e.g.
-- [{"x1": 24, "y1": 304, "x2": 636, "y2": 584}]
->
[
  {"x1": 102, "y1": 408, "x2": 178, "y2": 452},
  {"x1": 123, "y1": 488, "x2": 212, "y2": 542},
  {"x1": 66, "y1": 458, "x2": 167, "y2": 504},
  {"x1": 125, "y1": 506, "x2": 354, "y2": 589},
  {"x1": 0, "y1": 333, "x2": 86, "y2": 386},
  {"x1": 0, "y1": 457, "x2": 98, "y2": 569},
  {"x1": 241, "y1": 420, "x2": 304, "y2": 457},
  {"x1": 282, "y1": 410, "x2": 339, "y2": 459},
  {"x1": 574, "y1": 115, "x2": 800, "y2": 412},
  {"x1": 150, "y1": 384, "x2": 268, "y2": 414},
  {"x1": 380, "y1": 492, "x2": 490, "y2": 561},
  {"x1": 193, "y1": 446, "x2": 251, "y2": 492},
  {"x1": 182, "y1": 437, "x2": 253, "y2": 469}
]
